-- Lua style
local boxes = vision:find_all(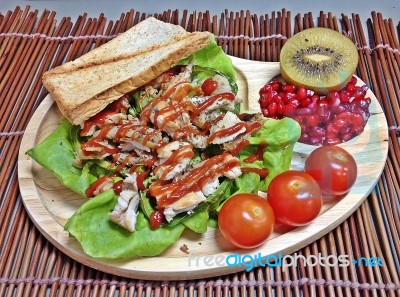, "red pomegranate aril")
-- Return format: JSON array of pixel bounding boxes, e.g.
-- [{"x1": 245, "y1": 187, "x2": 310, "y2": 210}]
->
[
  {"x1": 259, "y1": 84, "x2": 272, "y2": 94},
  {"x1": 309, "y1": 136, "x2": 323, "y2": 145},
  {"x1": 328, "y1": 97, "x2": 341, "y2": 106},
  {"x1": 351, "y1": 89, "x2": 367, "y2": 102},
  {"x1": 308, "y1": 101, "x2": 317, "y2": 112},
  {"x1": 354, "y1": 98, "x2": 371, "y2": 110},
  {"x1": 300, "y1": 124, "x2": 309, "y2": 133},
  {"x1": 299, "y1": 133, "x2": 310, "y2": 143},
  {"x1": 259, "y1": 96, "x2": 269, "y2": 107},
  {"x1": 310, "y1": 95, "x2": 319, "y2": 103},
  {"x1": 277, "y1": 101, "x2": 285, "y2": 114},
  {"x1": 291, "y1": 115, "x2": 302, "y2": 124},
  {"x1": 333, "y1": 112, "x2": 353, "y2": 128},
  {"x1": 339, "y1": 125, "x2": 353, "y2": 134},
  {"x1": 282, "y1": 105, "x2": 297, "y2": 116},
  {"x1": 352, "y1": 126, "x2": 365, "y2": 135},
  {"x1": 354, "y1": 109, "x2": 370, "y2": 121},
  {"x1": 346, "y1": 82, "x2": 356, "y2": 93},
  {"x1": 341, "y1": 132, "x2": 353, "y2": 142},
  {"x1": 300, "y1": 98, "x2": 312, "y2": 107},
  {"x1": 272, "y1": 94, "x2": 283, "y2": 104},
  {"x1": 327, "y1": 91, "x2": 340, "y2": 102},
  {"x1": 297, "y1": 87, "x2": 308, "y2": 100},
  {"x1": 286, "y1": 92, "x2": 297, "y2": 101},
  {"x1": 350, "y1": 76, "x2": 358, "y2": 84},
  {"x1": 305, "y1": 115, "x2": 320, "y2": 127},
  {"x1": 262, "y1": 91, "x2": 275, "y2": 106},
  {"x1": 317, "y1": 98, "x2": 328, "y2": 107},
  {"x1": 280, "y1": 92, "x2": 289, "y2": 103},
  {"x1": 333, "y1": 118, "x2": 348, "y2": 129},
  {"x1": 317, "y1": 105, "x2": 328, "y2": 117},
  {"x1": 290, "y1": 99, "x2": 301, "y2": 108},
  {"x1": 270, "y1": 81, "x2": 281, "y2": 91},
  {"x1": 339, "y1": 90, "x2": 350, "y2": 103},
  {"x1": 329, "y1": 105, "x2": 347, "y2": 115},
  {"x1": 326, "y1": 122, "x2": 340, "y2": 134},
  {"x1": 268, "y1": 101, "x2": 278, "y2": 117},
  {"x1": 282, "y1": 84, "x2": 296, "y2": 93},
  {"x1": 309, "y1": 126, "x2": 326, "y2": 138},
  {"x1": 295, "y1": 107, "x2": 313, "y2": 116},
  {"x1": 258, "y1": 77, "x2": 371, "y2": 146},
  {"x1": 352, "y1": 113, "x2": 366, "y2": 126},
  {"x1": 325, "y1": 136, "x2": 341, "y2": 145}
]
